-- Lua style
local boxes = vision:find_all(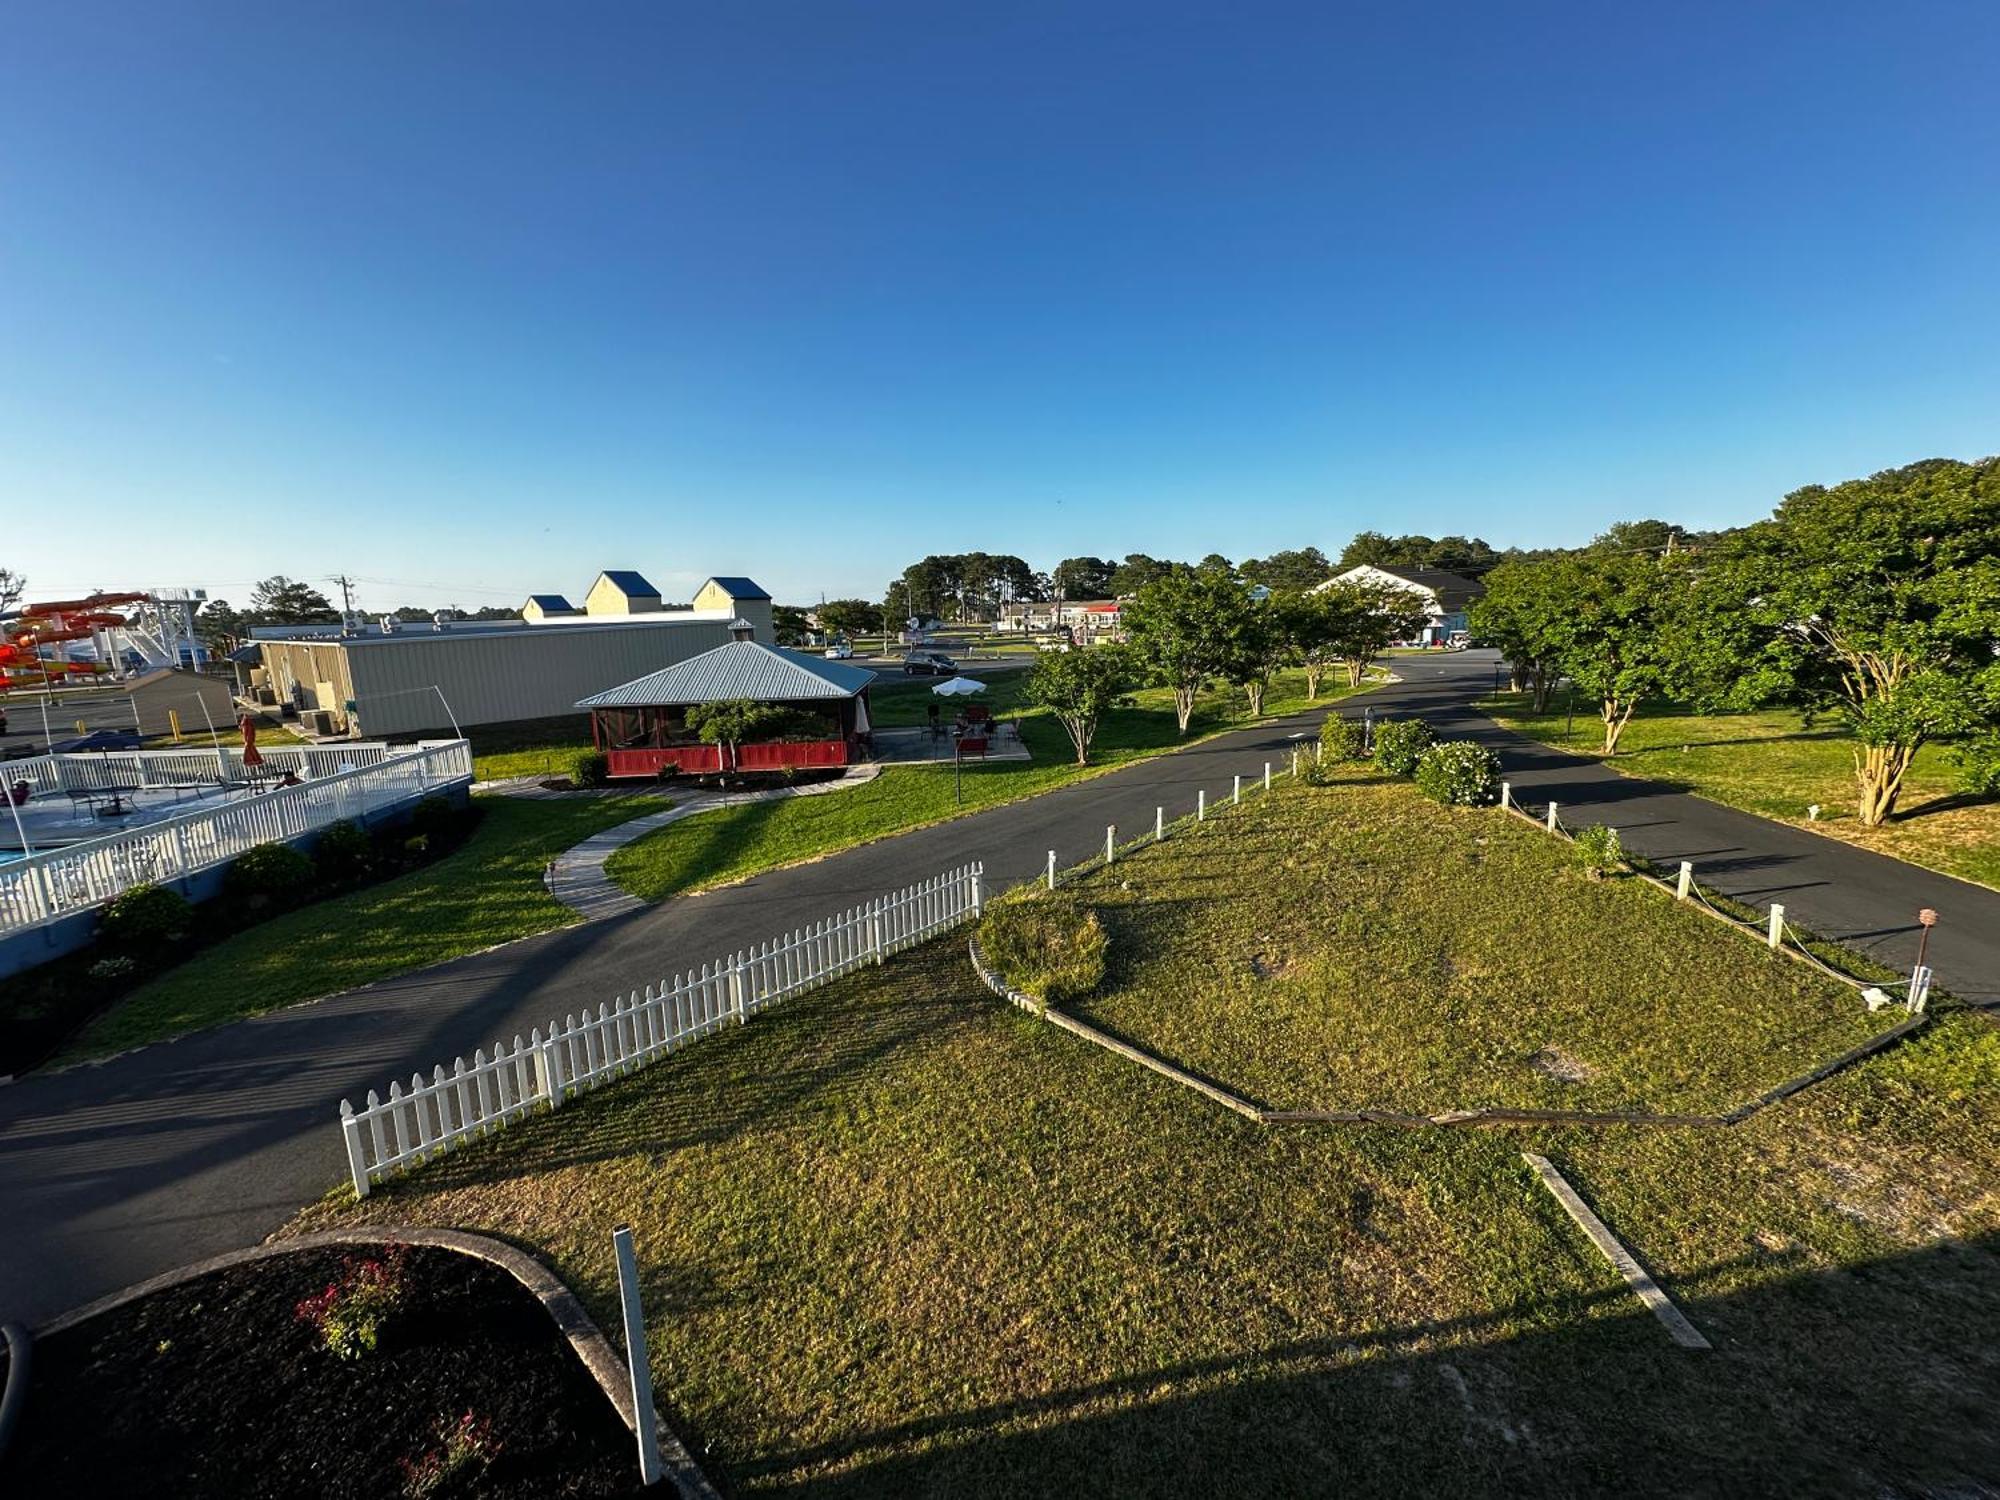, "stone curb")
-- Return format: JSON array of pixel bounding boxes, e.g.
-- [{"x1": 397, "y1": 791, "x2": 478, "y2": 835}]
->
[{"x1": 32, "y1": 1225, "x2": 720, "y2": 1500}]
